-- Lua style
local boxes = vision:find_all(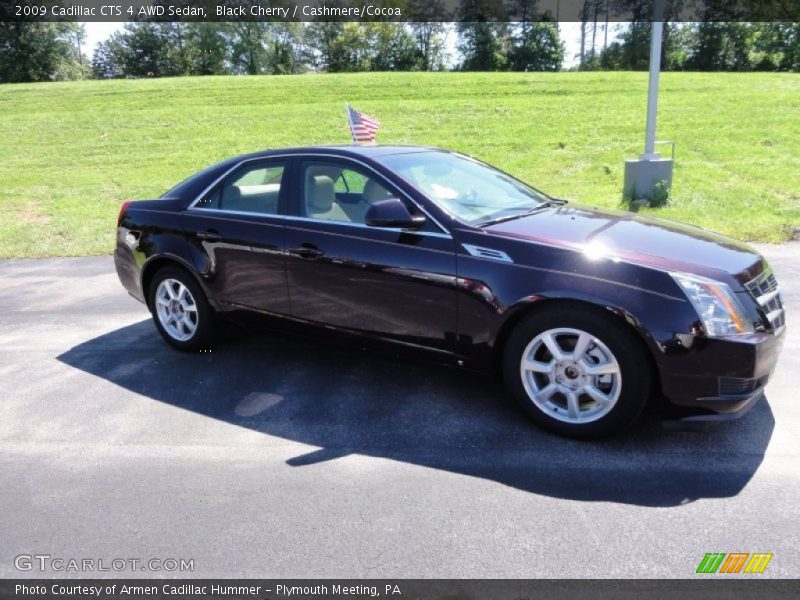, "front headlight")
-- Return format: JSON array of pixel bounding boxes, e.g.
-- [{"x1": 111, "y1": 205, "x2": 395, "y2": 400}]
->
[{"x1": 671, "y1": 272, "x2": 754, "y2": 337}]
